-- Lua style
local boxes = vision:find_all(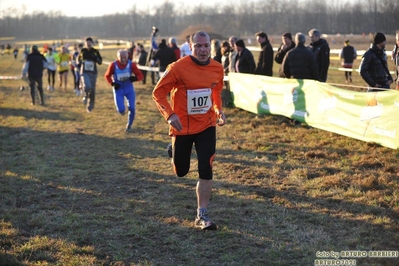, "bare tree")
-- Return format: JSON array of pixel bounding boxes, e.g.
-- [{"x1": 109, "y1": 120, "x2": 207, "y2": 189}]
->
[{"x1": 0, "y1": 0, "x2": 397, "y2": 41}]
